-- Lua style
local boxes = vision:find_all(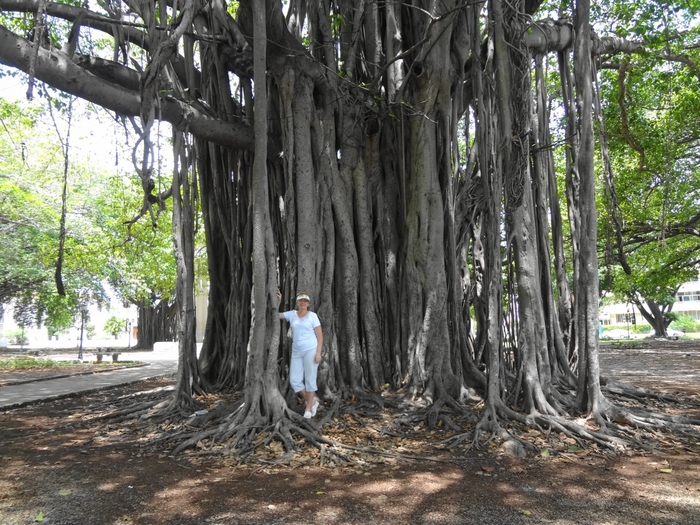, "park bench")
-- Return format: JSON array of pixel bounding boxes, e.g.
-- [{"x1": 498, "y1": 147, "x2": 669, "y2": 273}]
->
[{"x1": 94, "y1": 351, "x2": 122, "y2": 363}]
